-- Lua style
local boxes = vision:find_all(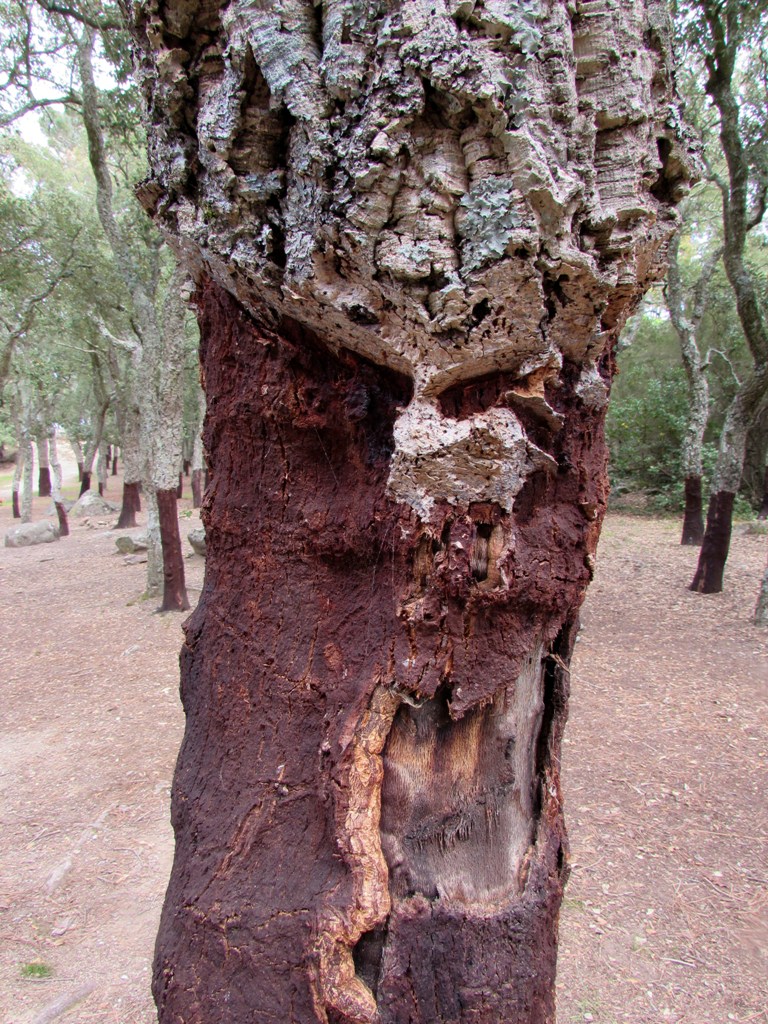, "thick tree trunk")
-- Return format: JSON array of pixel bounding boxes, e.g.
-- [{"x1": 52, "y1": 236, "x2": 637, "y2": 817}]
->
[
  {"x1": 80, "y1": 470, "x2": 92, "y2": 496},
  {"x1": 133, "y1": 0, "x2": 692, "y2": 1020},
  {"x1": 155, "y1": 281, "x2": 595, "y2": 1022},
  {"x1": 156, "y1": 487, "x2": 190, "y2": 612},
  {"x1": 116, "y1": 480, "x2": 142, "y2": 529},
  {"x1": 681, "y1": 475, "x2": 705, "y2": 545},
  {"x1": 37, "y1": 435, "x2": 51, "y2": 497},
  {"x1": 690, "y1": 490, "x2": 735, "y2": 594}
]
